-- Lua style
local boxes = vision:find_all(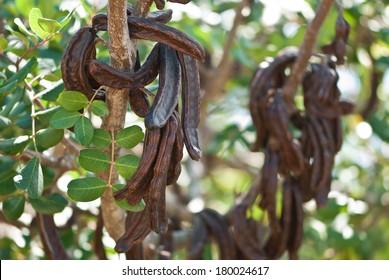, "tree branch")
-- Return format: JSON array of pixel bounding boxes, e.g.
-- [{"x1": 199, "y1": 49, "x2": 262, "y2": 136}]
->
[
  {"x1": 99, "y1": 0, "x2": 154, "y2": 242},
  {"x1": 283, "y1": 0, "x2": 335, "y2": 114}
]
